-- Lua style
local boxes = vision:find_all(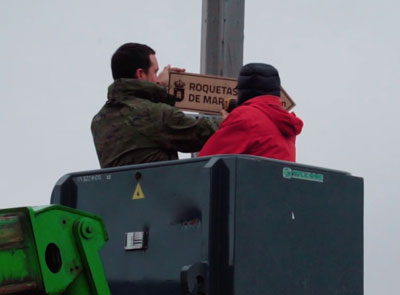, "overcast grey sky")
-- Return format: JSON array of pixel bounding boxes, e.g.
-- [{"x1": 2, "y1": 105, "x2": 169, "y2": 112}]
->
[{"x1": 0, "y1": 0, "x2": 398, "y2": 294}]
